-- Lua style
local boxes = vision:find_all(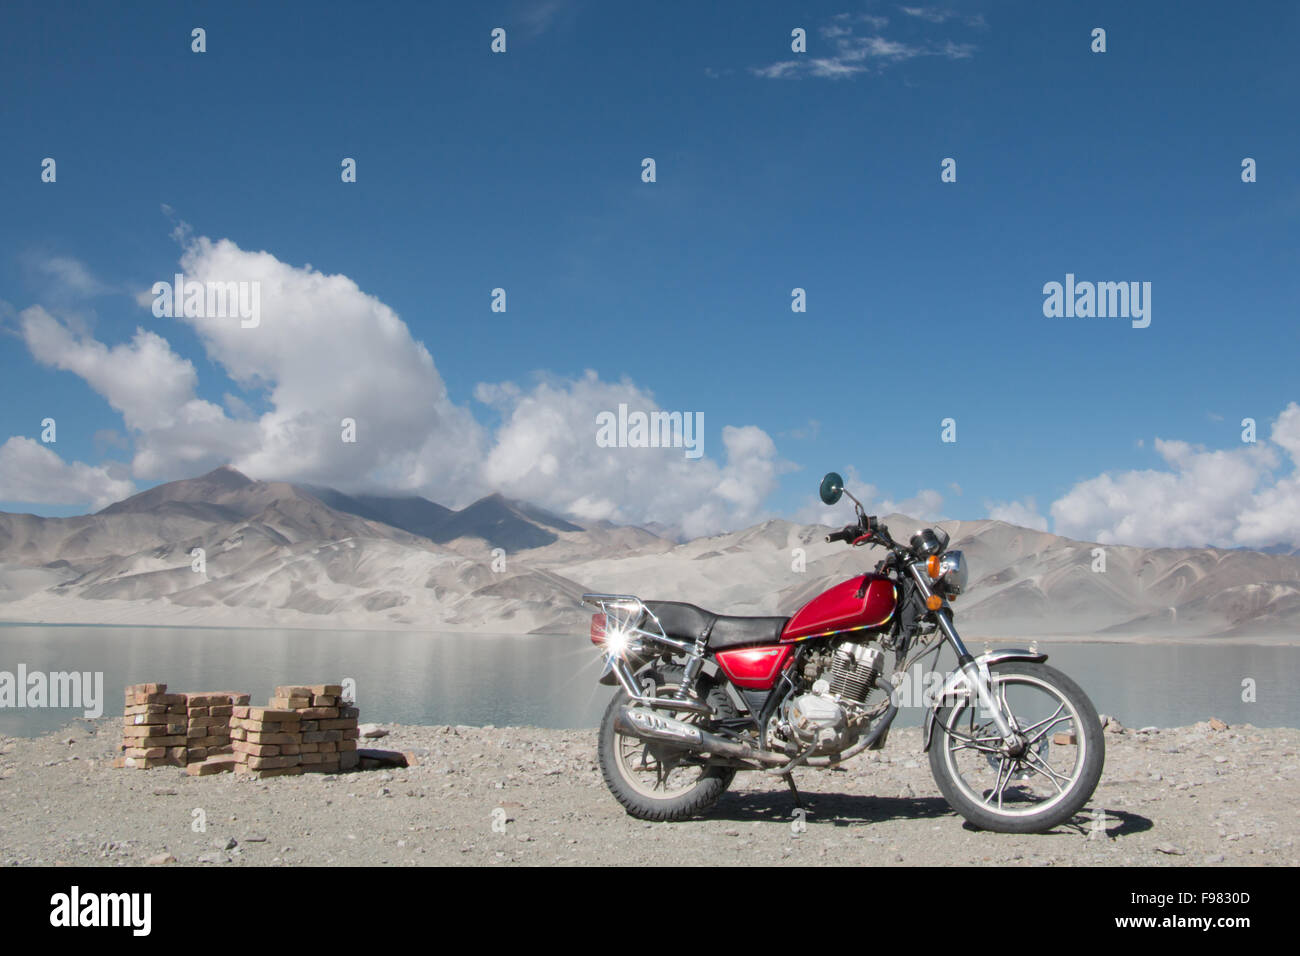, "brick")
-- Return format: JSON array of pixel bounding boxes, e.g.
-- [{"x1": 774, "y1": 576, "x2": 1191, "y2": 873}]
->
[
  {"x1": 341, "y1": 728, "x2": 359, "y2": 740},
  {"x1": 280, "y1": 743, "x2": 301, "y2": 756},
  {"x1": 124, "y1": 713, "x2": 170, "y2": 727},
  {"x1": 197, "y1": 735, "x2": 229, "y2": 747},
  {"x1": 124, "y1": 704, "x2": 169, "y2": 717},
  {"x1": 186, "y1": 706, "x2": 210, "y2": 718},
  {"x1": 309, "y1": 684, "x2": 344, "y2": 696},
  {"x1": 299, "y1": 742, "x2": 319, "y2": 753},
  {"x1": 186, "y1": 756, "x2": 238, "y2": 776},
  {"x1": 244, "y1": 731, "x2": 299, "y2": 745},
  {"x1": 310, "y1": 695, "x2": 337, "y2": 707},
  {"x1": 233, "y1": 741, "x2": 280, "y2": 757},
  {"x1": 125, "y1": 682, "x2": 166, "y2": 696},
  {"x1": 300, "y1": 721, "x2": 318, "y2": 733},
  {"x1": 245, "y1": 754, "x2": 300, "y2": 770},
  {"x1": 246, "y1": 708, "x2": 301, "y2": 724},
  {"x1": 123, "y1": 756, "x2": 174, "y2": 769},
  {"x1": 269, "y1": 696, "x2": 310, "y2": 710},
  {"x1": 136, "y1": 735, "x2": 187, "y2": 748},
  {"x1": 274, "y1": 685, "x2": 315, "y2": 698},
  {"x1": 123, "y1": 724, "x2": 185, "y2": 738},
  {"x1": 129, "y1": 693, "x2": 185, "y2": 706},
  {"x1": 210, "y1": 704, "x2": 233, "y2": 717},
  {"x1": 338, "y1": 706, "x2": 359, "y2": 720},
  {"x1": 318, "y1": 720, "x2": 352, "y2": 731},
  {"x1": 337, "y1": 740, "x2": 357, "y2": 752},
  {"x1": 124, "y1": 746, "x2": 166, "y2": 759},
  {"x1": 318, "y1": 742, "x2": 337, "y2": 754},
  {"x1": 299, "y1": 752, "x2": 323, "y2": 764},
  {"x1": 296, "y1": 707, "x2": 338, "y2": 719},
  {"x1": 186, "y1": 747, "x2": 208, "y2": 762},
  {"x1": 339, "y1": 750, "x2": 359, "y2": 771}
]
